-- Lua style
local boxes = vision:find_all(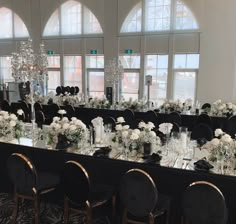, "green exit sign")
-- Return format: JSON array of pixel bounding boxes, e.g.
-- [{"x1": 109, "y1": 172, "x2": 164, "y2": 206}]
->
[
  {"x1": 125, "y1": 49, "x2": 133, "y2": 54},
  {"x1": 90, "y1": 49, "x2": 98, "y2": 54},
  {"x1": 47, "y1": 50, "x2": 54, "y2": 55}
]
